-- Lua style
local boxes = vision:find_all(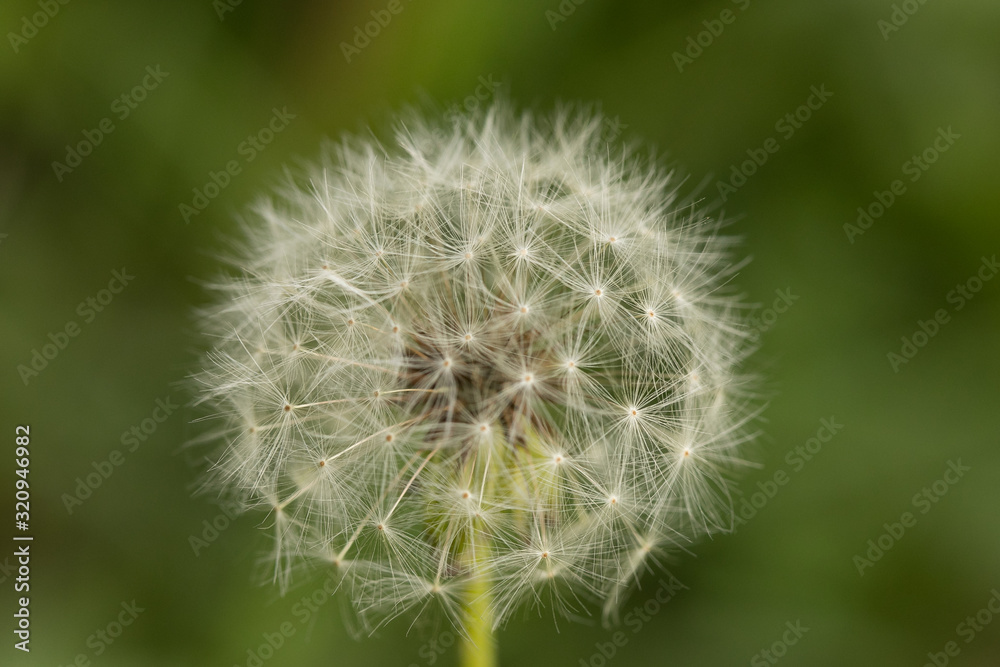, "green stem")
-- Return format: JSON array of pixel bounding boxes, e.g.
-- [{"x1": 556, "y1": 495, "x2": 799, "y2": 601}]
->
[{"x1": 460, "y1": 571, "x2": 496, "y2": 667}]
